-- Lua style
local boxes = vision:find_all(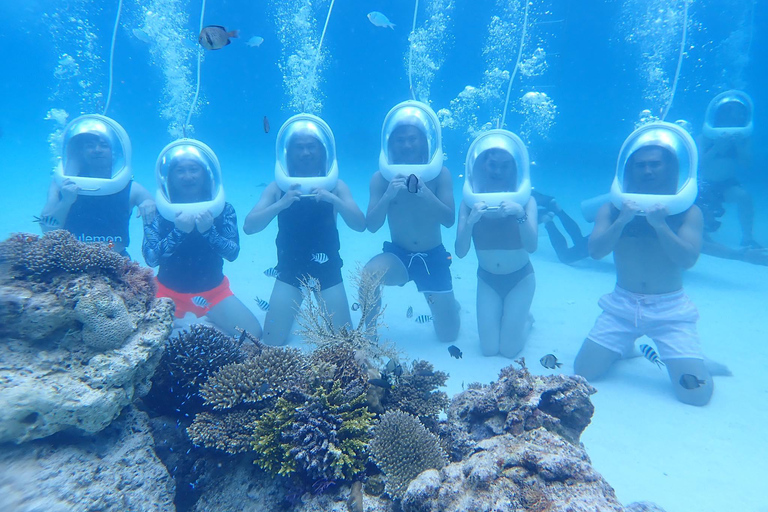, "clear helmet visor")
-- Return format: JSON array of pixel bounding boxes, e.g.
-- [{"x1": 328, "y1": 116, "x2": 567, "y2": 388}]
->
[
  {"x1": 705, "y1": 90, "x2": 753, "y2": 129},
  {"x1": 61, "y1": 116, "x2": 128, "y2": 179},
  {"x1": 617, "y1": 124, "x2": 693, "y2": 196},
  {"x1": 466, "y1": 131, "x2": 528, "y2": 194},
  {"x1": 276, "y1": 115, "x2": 336, "y2": 178},
  {"x1": 156, "y1": 141, "x2": 222, "y2": 205},
  {"x1": 381, "y1": 103, "x2": 440, "y2": 166}
]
